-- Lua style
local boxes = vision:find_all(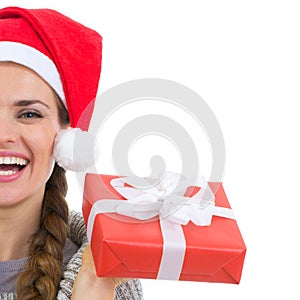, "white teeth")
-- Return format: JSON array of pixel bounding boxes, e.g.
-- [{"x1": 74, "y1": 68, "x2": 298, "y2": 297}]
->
[
  {"x1": 0, "y1": 170, "x2": 18, "y2": 176},
  {"x1": 0, "y1": 156, "x2": 28, "y2": 176},
  {"x1": 0, "y1": 156, "x2": 28, "y2": 166}
]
